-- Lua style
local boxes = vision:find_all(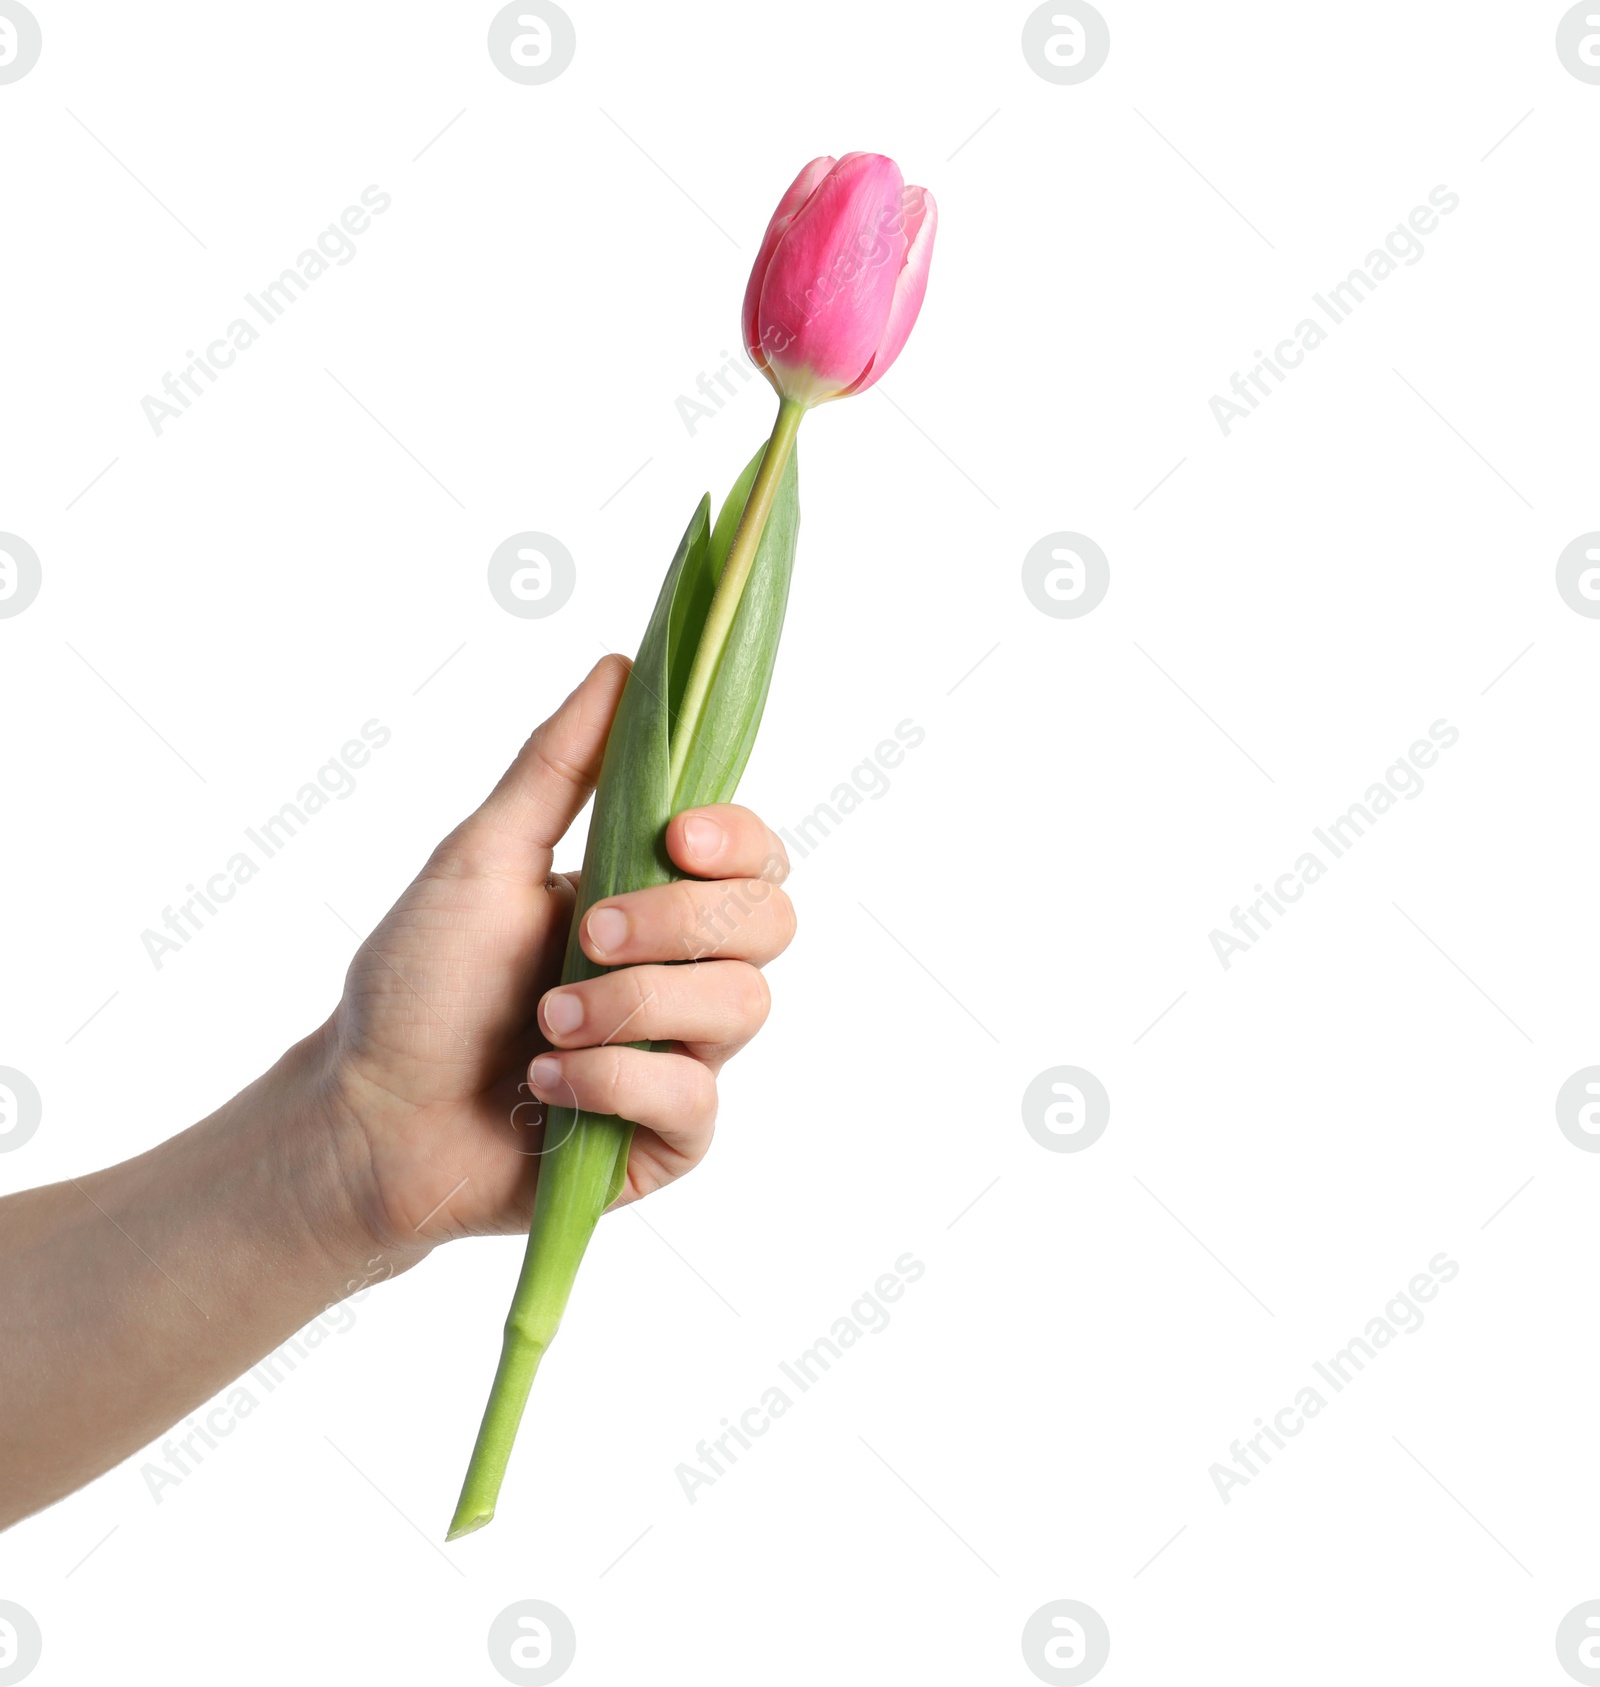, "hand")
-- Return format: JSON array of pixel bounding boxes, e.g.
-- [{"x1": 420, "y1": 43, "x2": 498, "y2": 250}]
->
[
  {"x1": 0, "y1": 655, "x2": 797, "y2": 1527},
  {"x1": 318, "y1": 656, "x2": 796, "y2": 1262}
]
